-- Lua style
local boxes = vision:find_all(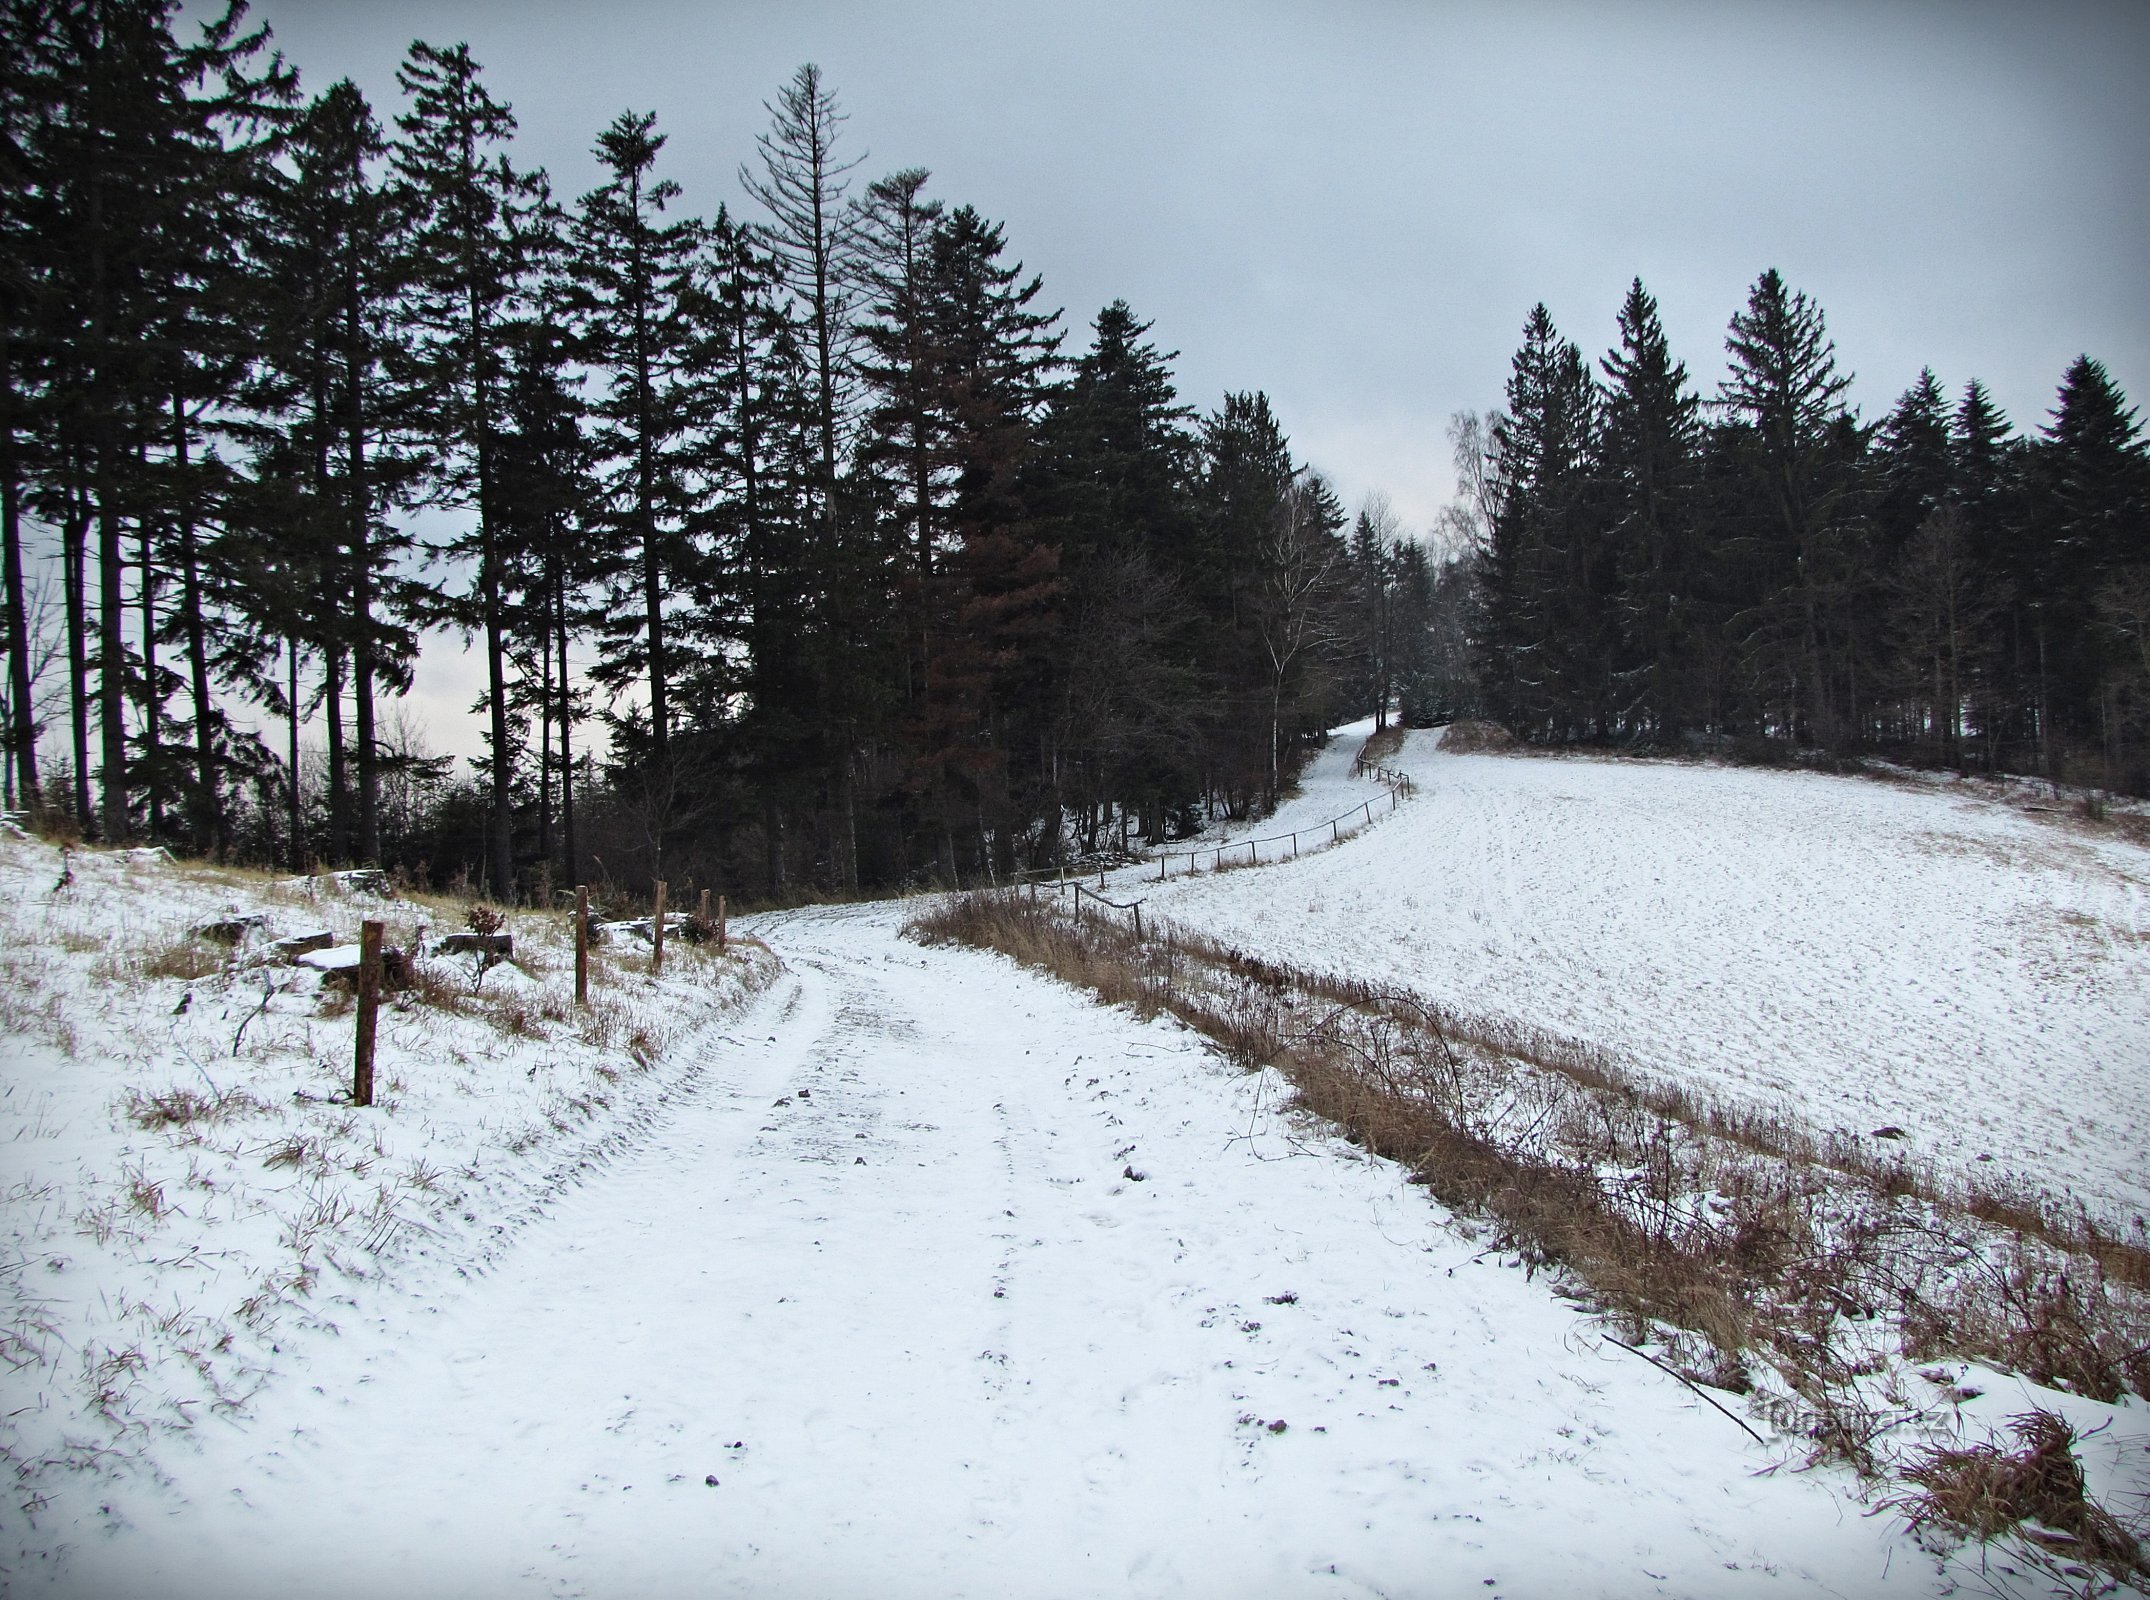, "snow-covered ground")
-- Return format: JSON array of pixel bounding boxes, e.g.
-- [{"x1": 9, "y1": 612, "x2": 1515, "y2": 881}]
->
[
  {"x1": 0, "y1": 833, "x2": 777, "y2": 1582},
  {"x1": 7, "y1": 734, "x2": 2148, "y2": 1597},
  {"x1": 27, "y1": 902, "x2": 1968, "y2": 1599},
  {"x1": 1130, "y1": 721, "x2": 2150, "y2": 1226}
]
